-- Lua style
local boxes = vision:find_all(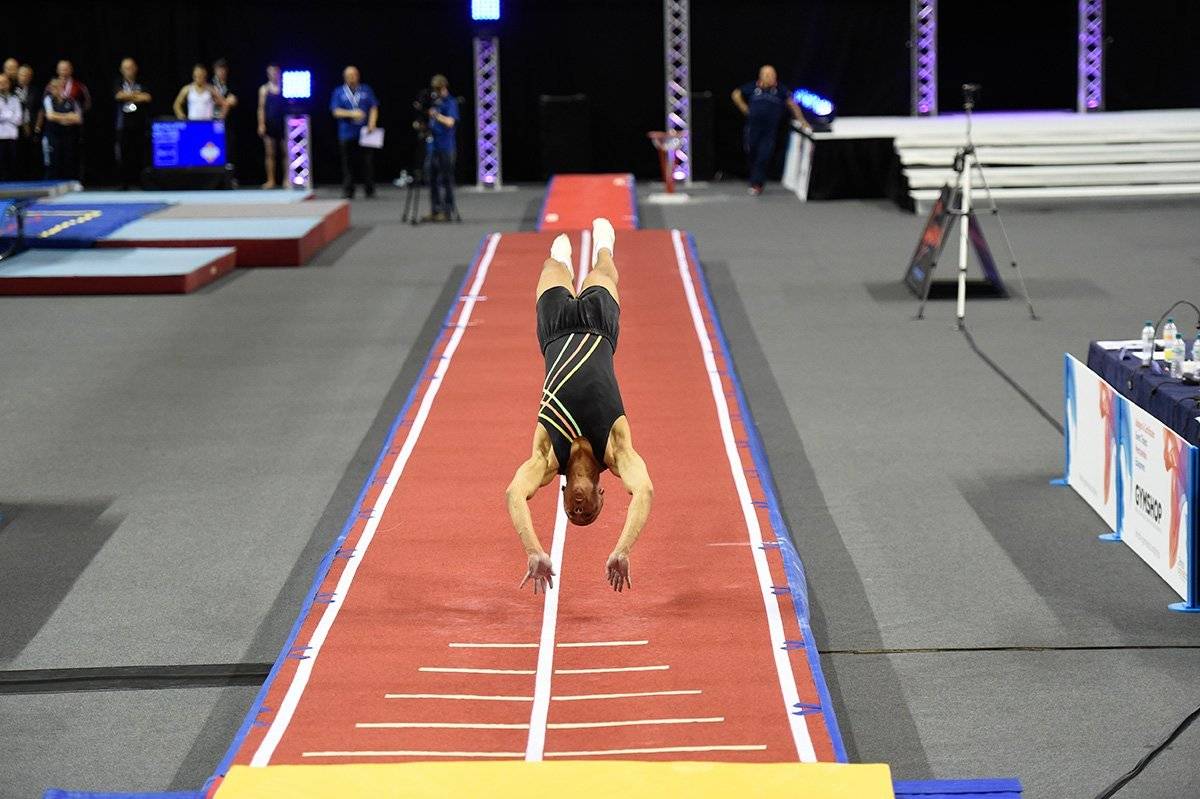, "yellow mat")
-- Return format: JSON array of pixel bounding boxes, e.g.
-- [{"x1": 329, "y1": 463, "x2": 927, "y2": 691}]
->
[{"x1": 215, "y1": 760, "x2": 894, "y2": 798}]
